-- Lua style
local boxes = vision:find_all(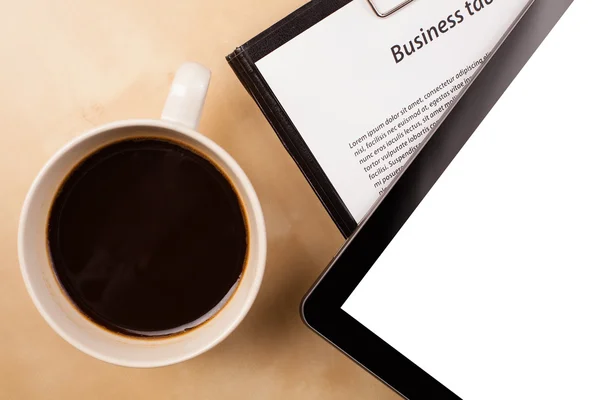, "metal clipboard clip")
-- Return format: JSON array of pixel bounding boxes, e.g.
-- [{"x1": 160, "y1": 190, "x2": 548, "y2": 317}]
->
[{"x1": 366, "y1": 0, "x2": 417, "y2": 18}]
